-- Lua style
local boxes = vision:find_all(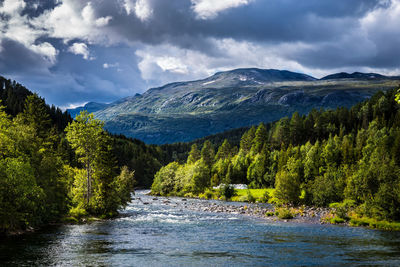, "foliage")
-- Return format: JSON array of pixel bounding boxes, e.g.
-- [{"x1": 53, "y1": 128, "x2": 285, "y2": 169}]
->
[
  {"x1": 276, "y1": 208, "x2": 295, "y2": 219},
  {"x1": 0, "y1": 97, "x2": 137, "y2": 234},
  {"x1": 152, "y1": 88, "x2": 400, "y2": 225},
  {"x1": 220, "y1": 184, "x2": 236, "y2": 200},
  {"x1": 247, "y1": 190, "x2": 256, "y2": 203}
]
